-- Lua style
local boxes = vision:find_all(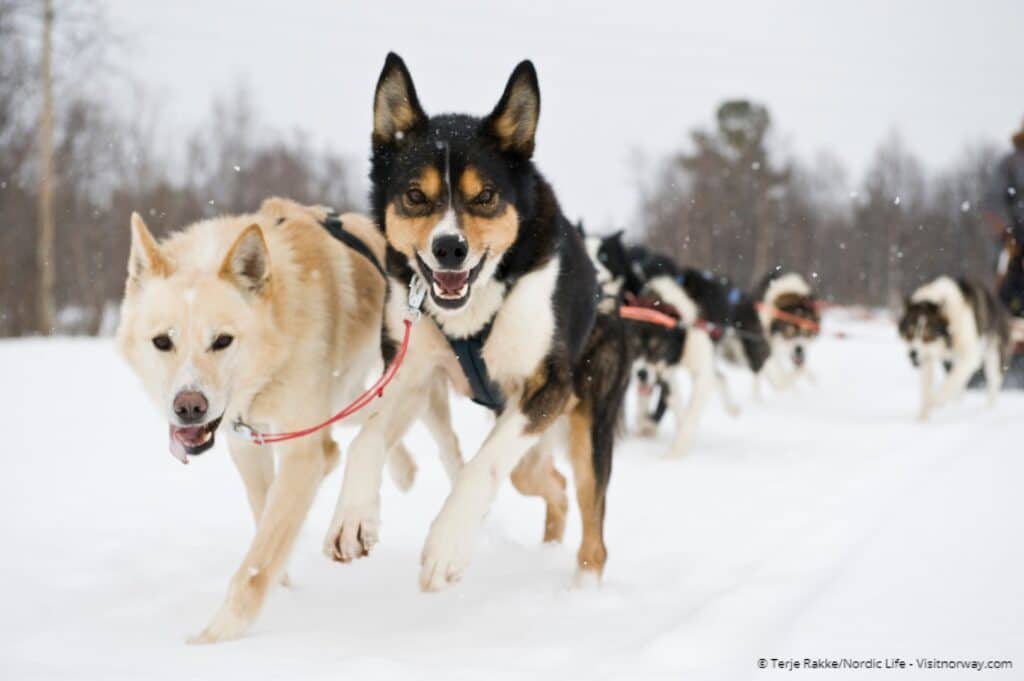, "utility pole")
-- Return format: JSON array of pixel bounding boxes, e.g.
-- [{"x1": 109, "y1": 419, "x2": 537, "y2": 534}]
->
[{"x1": 36, "y1": 0, "x2": 55, "y2": 335}]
